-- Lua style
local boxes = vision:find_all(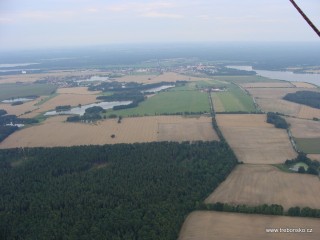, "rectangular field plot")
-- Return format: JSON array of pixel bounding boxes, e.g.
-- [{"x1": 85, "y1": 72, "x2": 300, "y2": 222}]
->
[
  {"x1": 240, "y1": 81, "x2": 294, "y2": 88},
  {"x1": 158, "y1": 120, "x2": 218, "y2": 142},
  {"x1": 295, "y1": 138, "x2": 320, "y2": 154},
  {"x1": 286, "y1": 118, "x2": 320, "y2": 138},
  {"x1": 216, "y1": 114, "x2": 297, "y2": 164},
  {"x1": 109, "y1": 90, "x2": 211, "y2": 117},
  {"x1": 212, "y1": 86, "x2": 256, "y2": 113},
  {"x1": 205, "y1": 164, "x2": 320, "y2": 210},
  {"x1": 179, "y1": 211, "x2": 320, "y2": 240},
  {"x1": 0, "y1": 116, "x2": 218, "y2": 148}
]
